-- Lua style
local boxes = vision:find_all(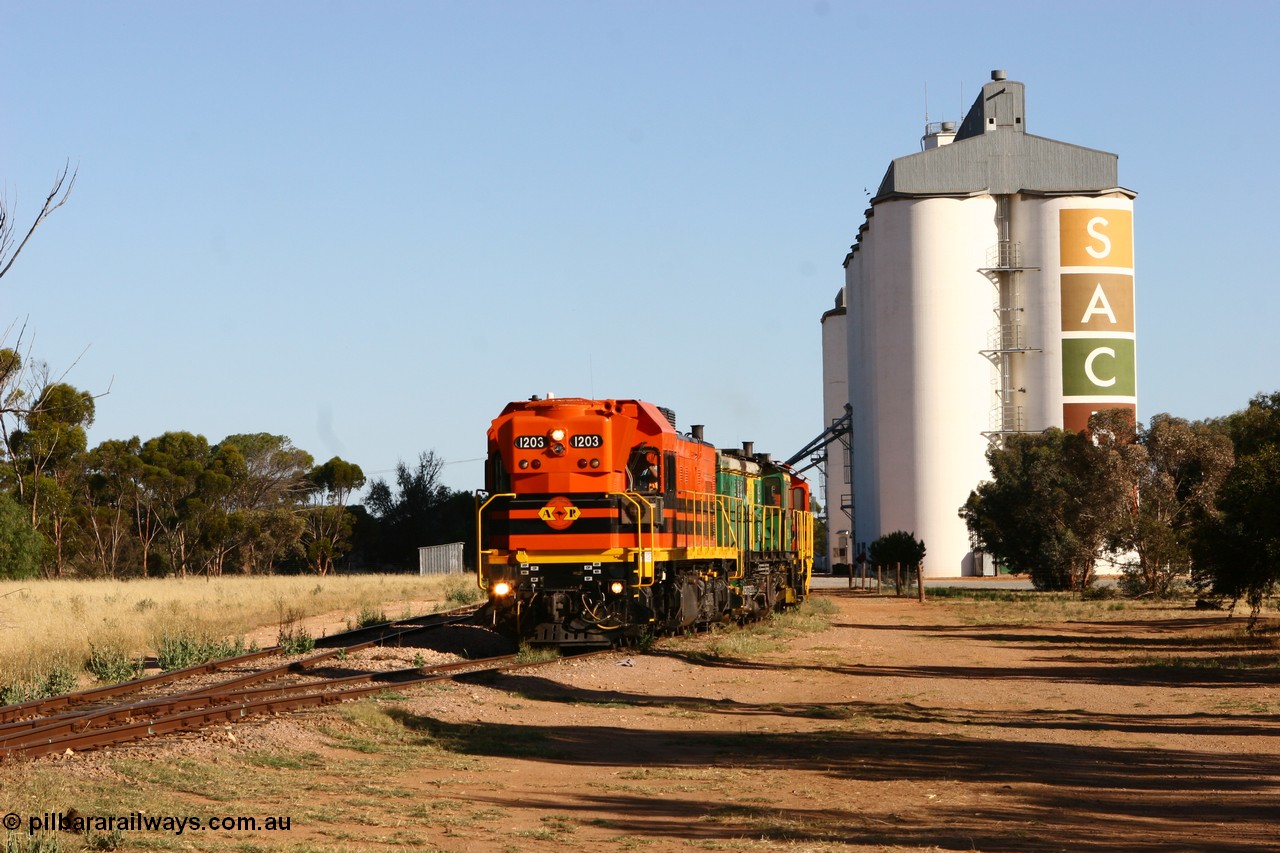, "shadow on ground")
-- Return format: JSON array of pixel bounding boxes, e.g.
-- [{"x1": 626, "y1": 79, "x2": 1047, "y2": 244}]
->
[{"x1": 413, "y1": 613, "x2": 1280, "y2": 852}]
